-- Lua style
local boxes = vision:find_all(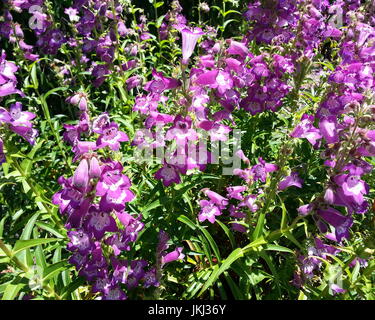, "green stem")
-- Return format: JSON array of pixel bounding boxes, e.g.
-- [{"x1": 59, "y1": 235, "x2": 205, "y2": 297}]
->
[
  {"x1": 11, "y1": 158, "x2": 63, "y2": 228},
  {"x1": 0, "y1": 239, "x2": 29, "y2": 273},
  {"x1": 36, "y1": 89, "x2": 72, "y2": 174}
]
